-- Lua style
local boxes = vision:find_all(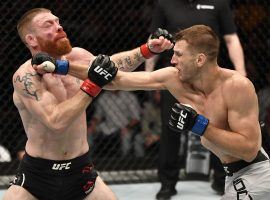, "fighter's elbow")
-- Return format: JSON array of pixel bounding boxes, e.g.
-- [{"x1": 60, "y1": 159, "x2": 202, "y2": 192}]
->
[
  {"x1": 47, "y1": 118, "x2": 67, "y2": 134},
  {"x1": 242, "y1": 143, "x2": 260, "y2": 162}
]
